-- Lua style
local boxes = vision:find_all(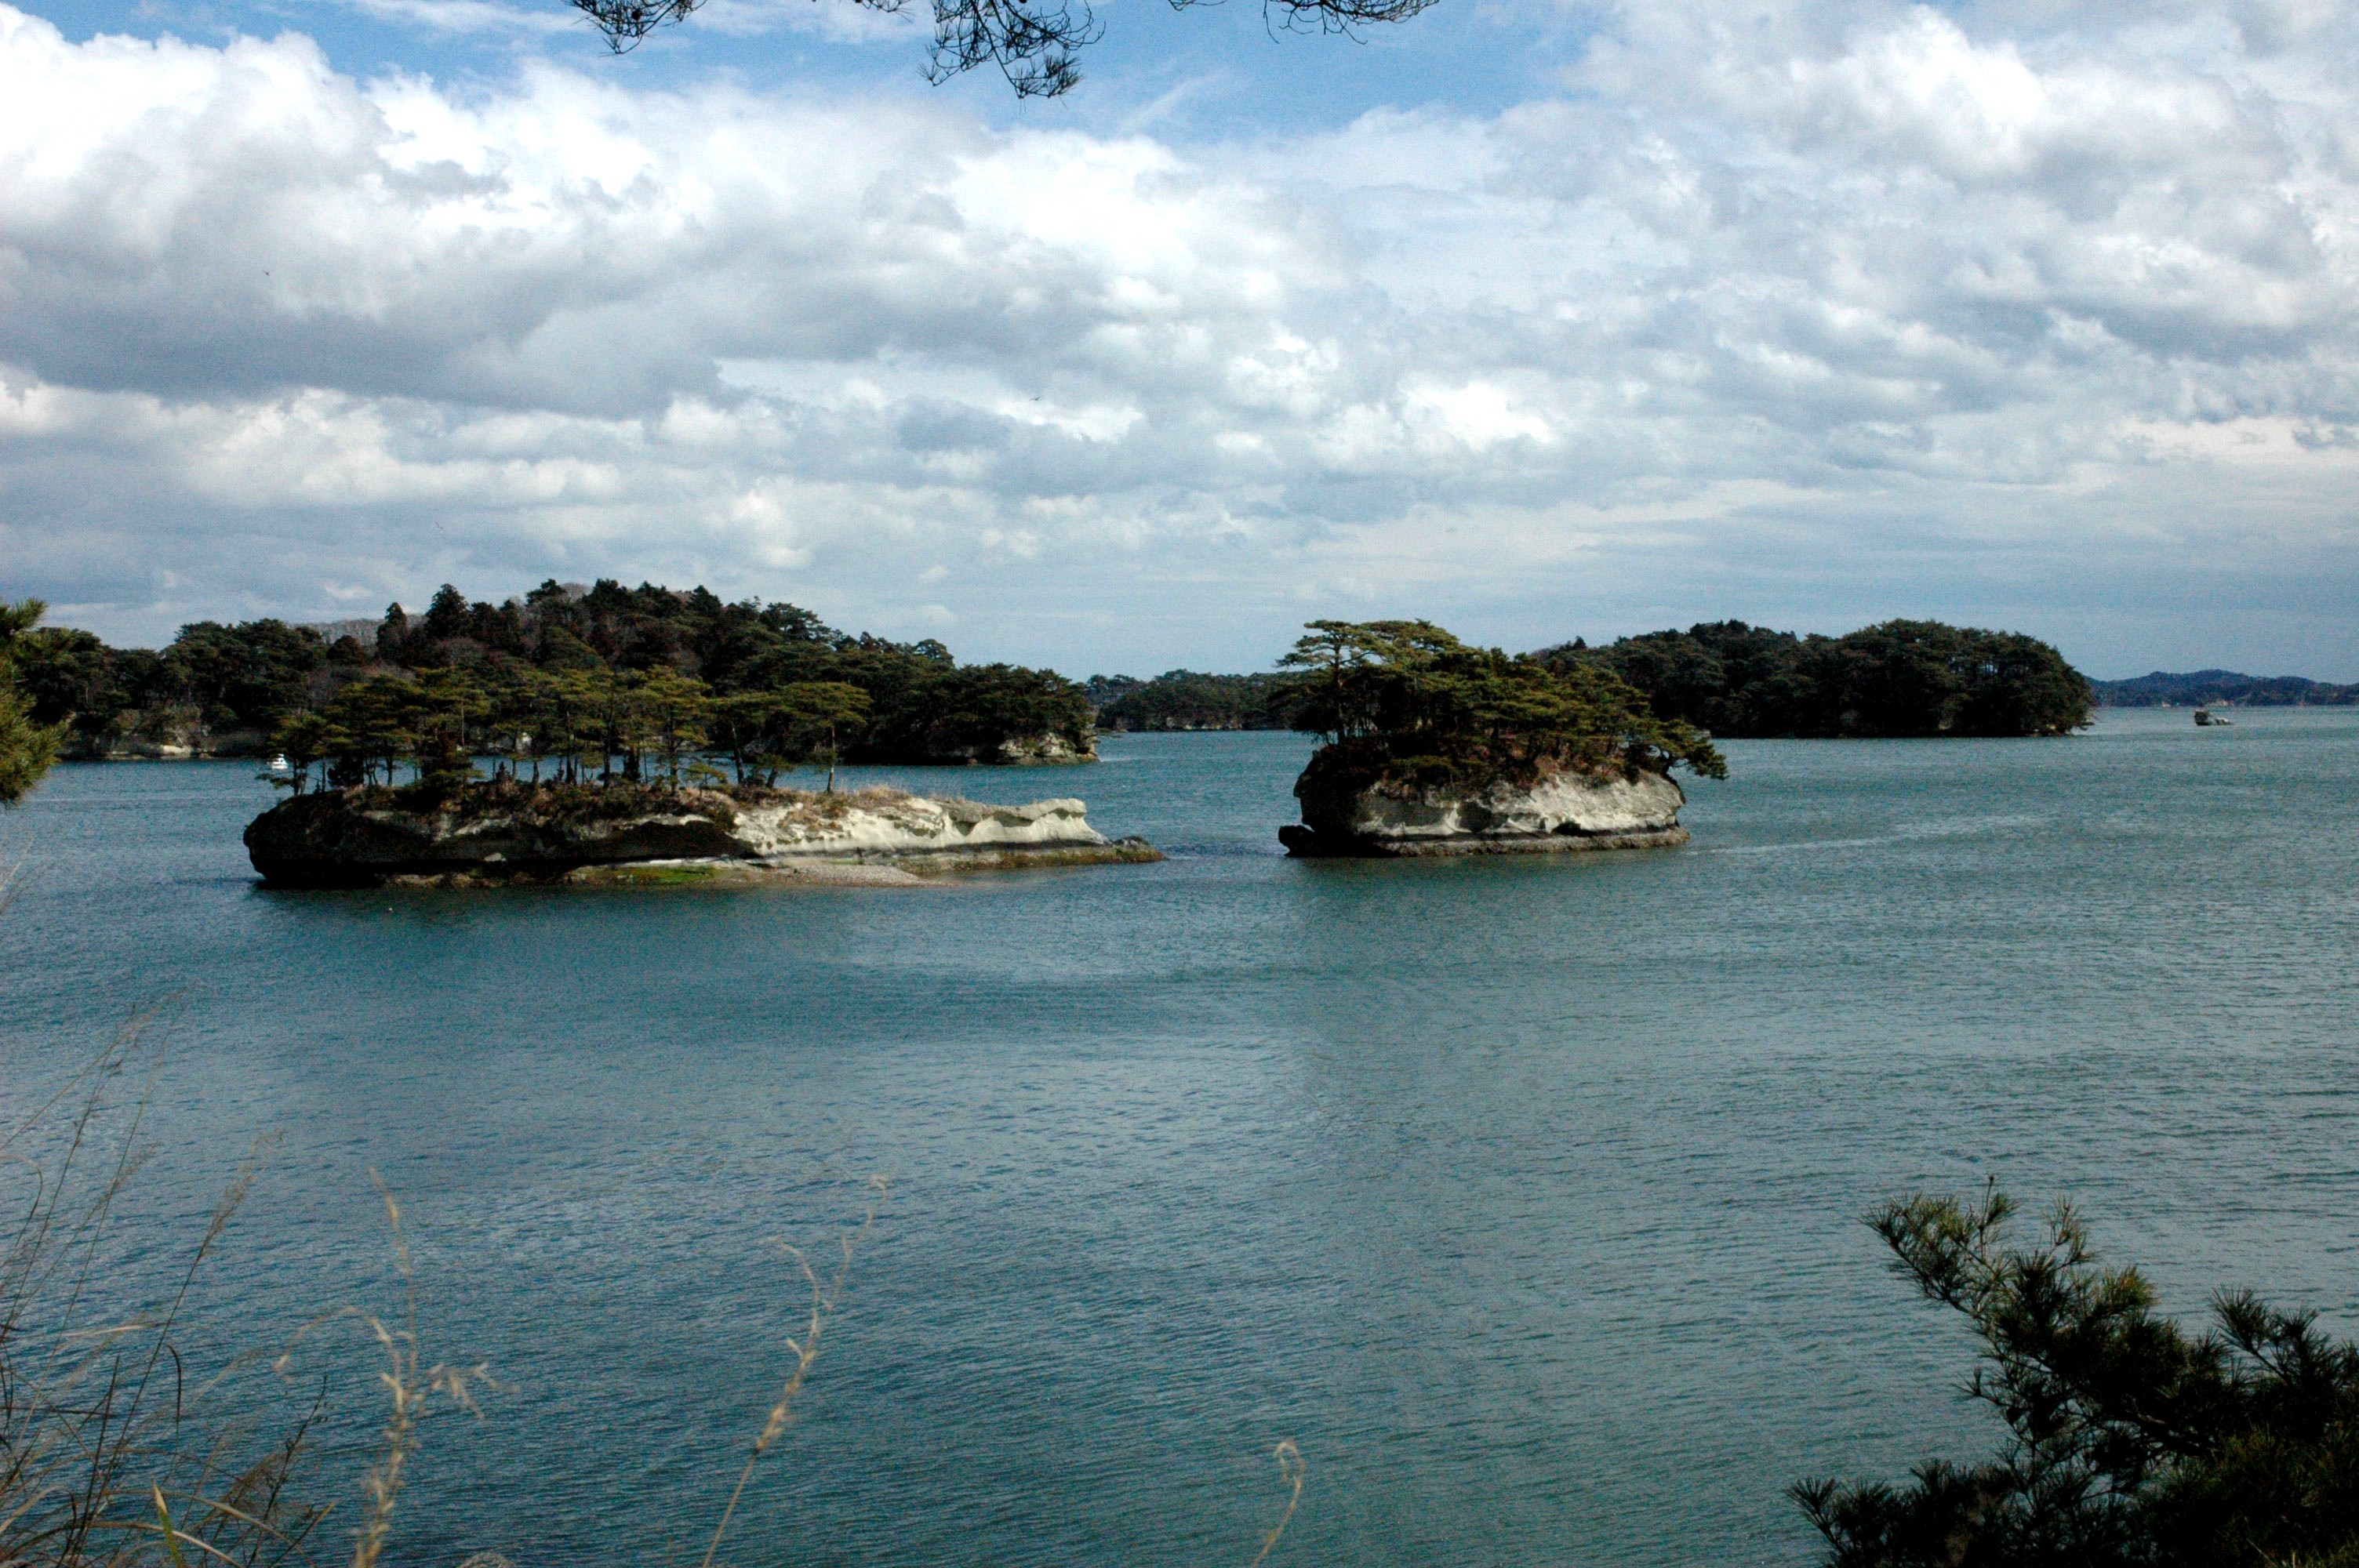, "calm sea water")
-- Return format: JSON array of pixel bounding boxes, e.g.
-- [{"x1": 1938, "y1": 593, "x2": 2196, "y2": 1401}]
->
[{"x1": 4, "y1": 710, "x2": 2357, "y2": 1567}]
